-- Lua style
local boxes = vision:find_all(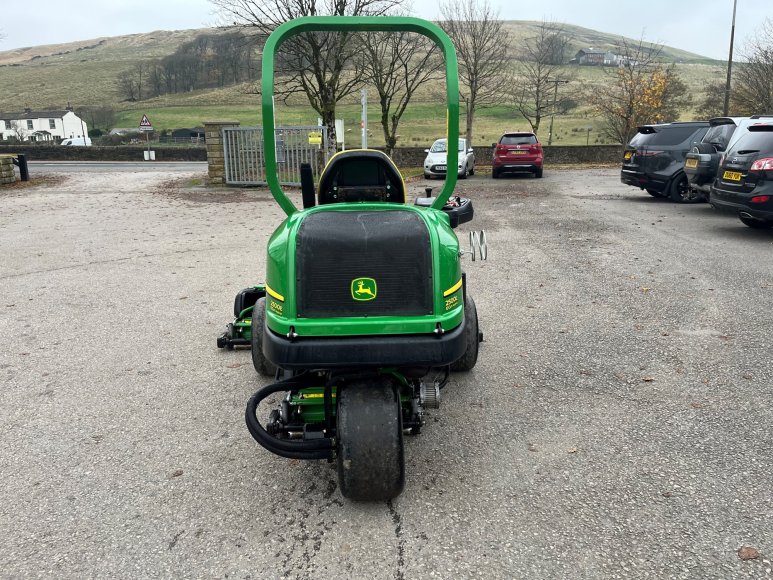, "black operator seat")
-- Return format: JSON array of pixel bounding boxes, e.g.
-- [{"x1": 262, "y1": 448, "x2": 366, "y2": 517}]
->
[{"x1": 318, "y1": 150, "x2": 405, "y2": 205}]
